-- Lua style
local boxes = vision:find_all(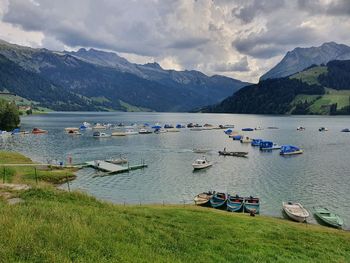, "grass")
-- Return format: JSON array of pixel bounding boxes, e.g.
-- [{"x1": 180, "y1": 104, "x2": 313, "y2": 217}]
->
[
  {"x1": 290, "y1": 66, "x2": 328, "y2": 85},
  {"x1": 0, "y1": 152, "x2": 350, "y2": 262}
]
